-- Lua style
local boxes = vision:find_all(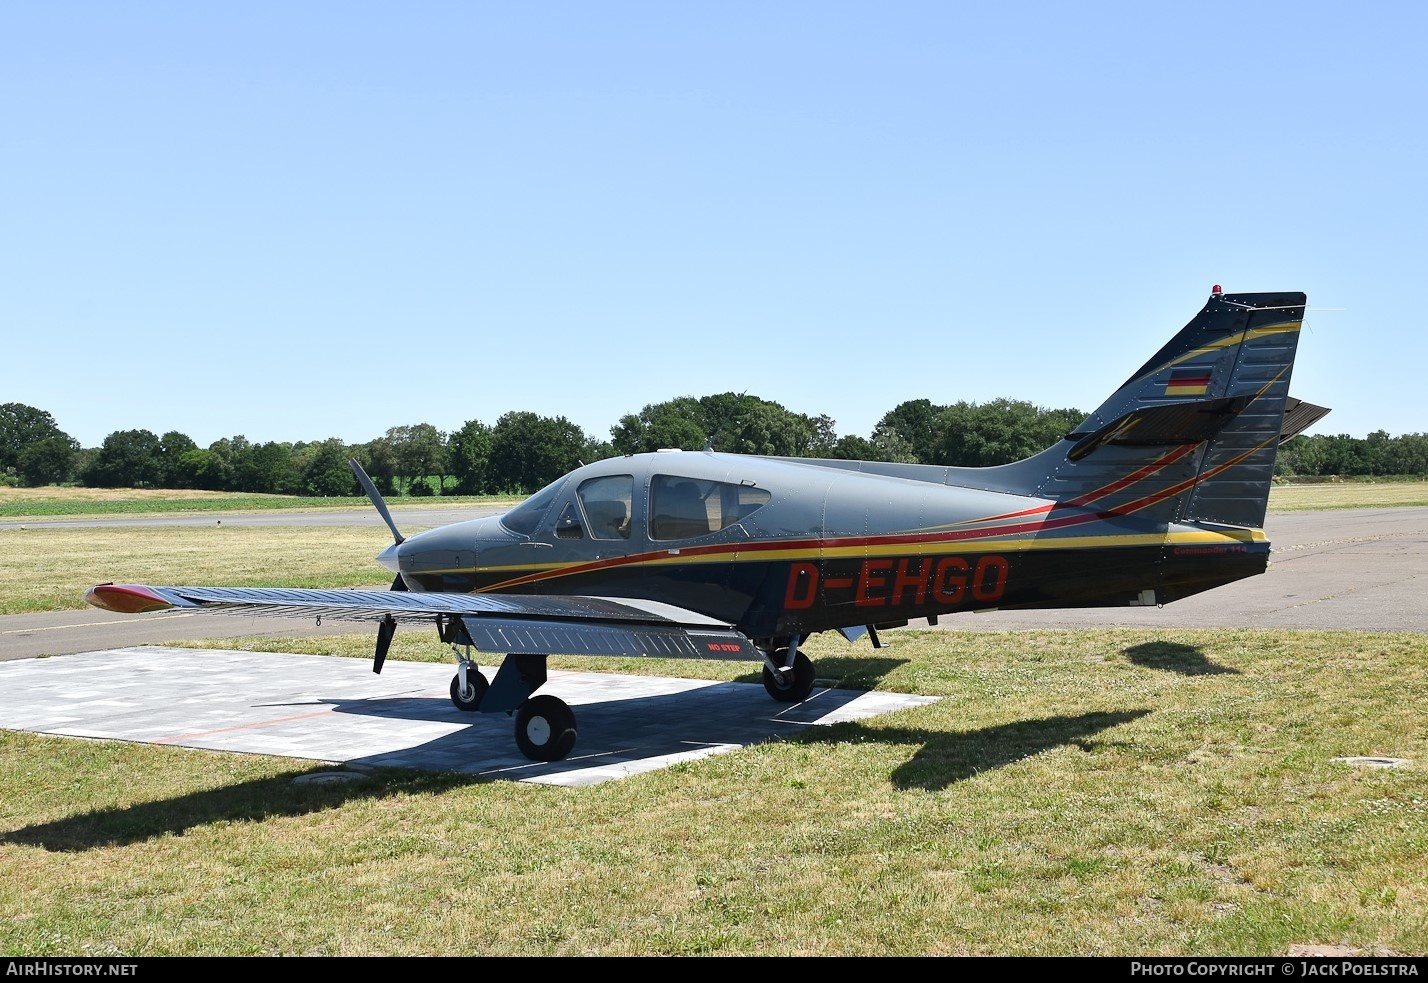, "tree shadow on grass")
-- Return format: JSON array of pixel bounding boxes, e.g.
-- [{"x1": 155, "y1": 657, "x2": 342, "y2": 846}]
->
[{"x1": 1123, "y1": 641, "x2": 1240, "y2": 675}]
